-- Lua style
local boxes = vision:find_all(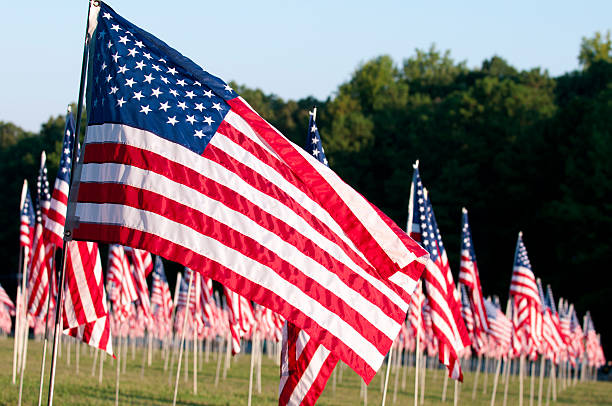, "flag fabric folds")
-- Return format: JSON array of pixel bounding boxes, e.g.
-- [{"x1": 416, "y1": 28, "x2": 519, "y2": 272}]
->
[
  {"x1": 62, "y1": 241, "x2": 113, "y2": 355},
  {"x1": 66, "y1": 2, "x2": 427, "y2": 382},
  {"x1": 408, "y1": 166, "x2": 470, "y2": 380},
  {"x1": 45, "y1": 109, "x2": 76, "y2": 248},
  {"x1": 19, "y1": 181, "x2": 36, "y2": 255}
]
